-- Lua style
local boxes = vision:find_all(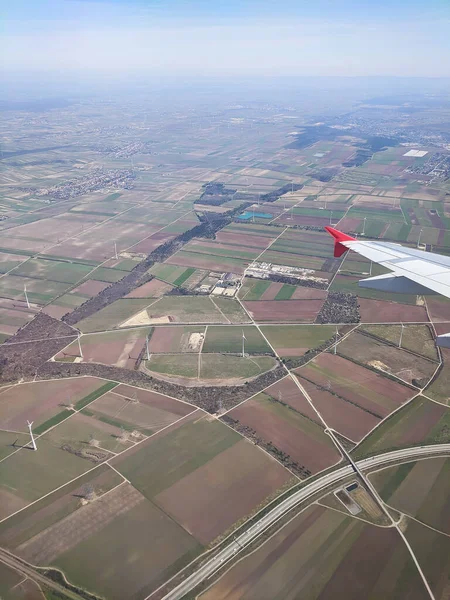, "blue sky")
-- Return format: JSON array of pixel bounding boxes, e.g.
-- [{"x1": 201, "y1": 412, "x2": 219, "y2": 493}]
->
[{"x1": 2, "y1": 0, "x2": 450, "y2": 76}]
